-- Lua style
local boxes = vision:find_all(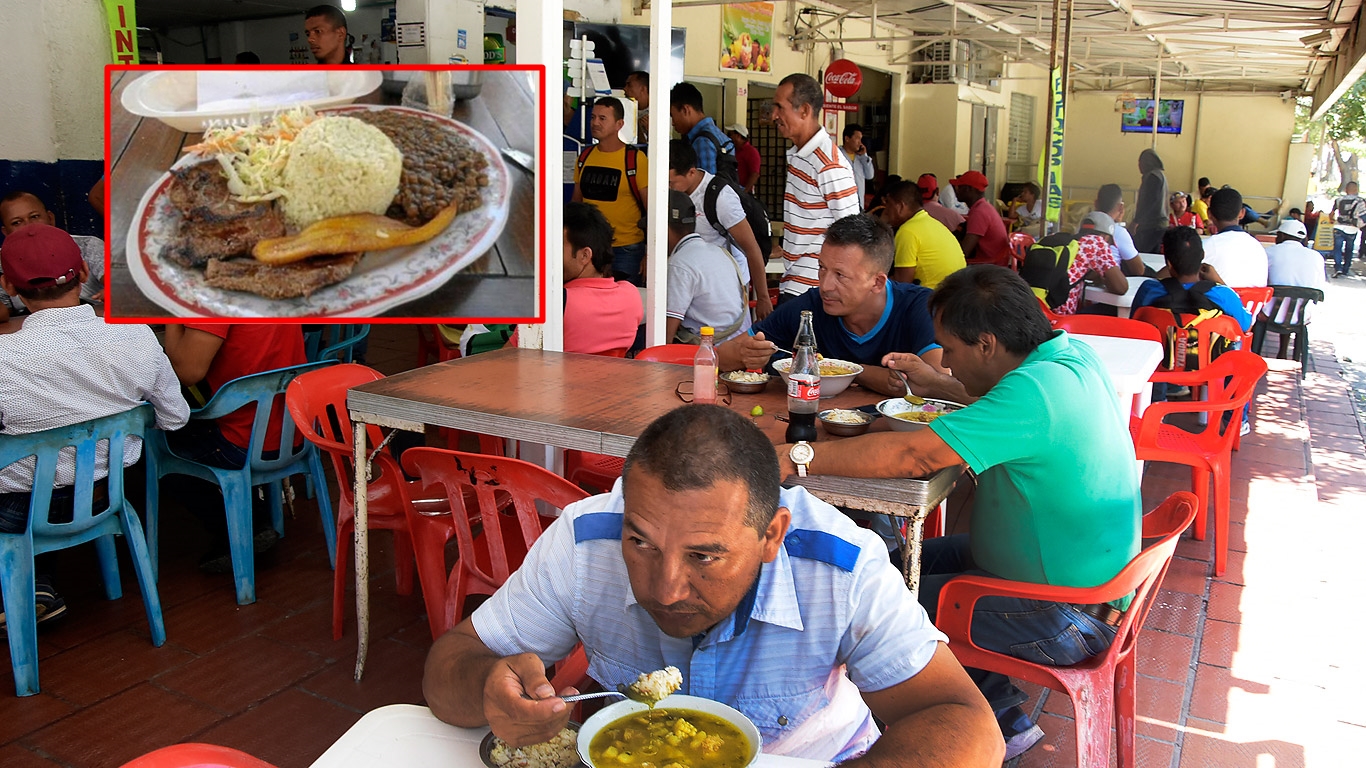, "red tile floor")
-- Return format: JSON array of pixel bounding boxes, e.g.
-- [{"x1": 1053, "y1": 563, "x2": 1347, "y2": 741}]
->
[{"x1": 1, "y1": 323, "x2": 1364, "y2": 768}]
